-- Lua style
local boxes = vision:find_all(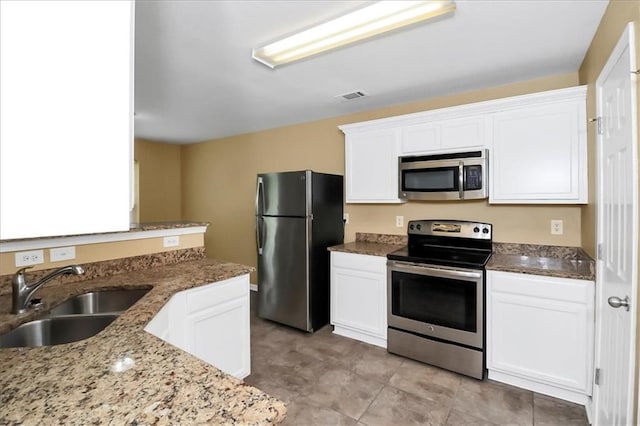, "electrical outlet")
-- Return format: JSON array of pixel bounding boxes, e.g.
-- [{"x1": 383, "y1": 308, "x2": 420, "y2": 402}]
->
[
  {"x1": 396, "y1": 216, "x2": 404, "y2": 228},
  {"x1": 15, "y1": 249, "x2": 45, "y2": 267},
  {"x1": 163, "y1": 236, "x2": 180, "y2": 247},
  {"x1": 551, "y1": 219, "x2": 563, "y2": 235},
  {"x1": 343, "y1": 213, "x2": 349, "y2": 224},
  {"x1": 50, "y1": 246, "x2": 76, "y2": 262}
]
